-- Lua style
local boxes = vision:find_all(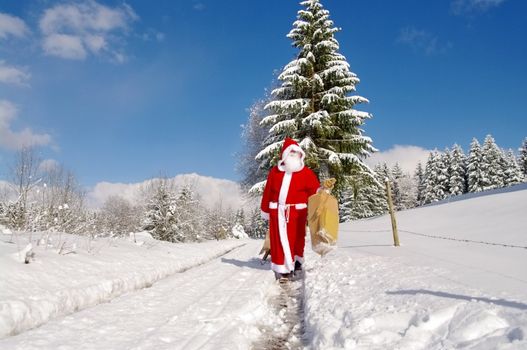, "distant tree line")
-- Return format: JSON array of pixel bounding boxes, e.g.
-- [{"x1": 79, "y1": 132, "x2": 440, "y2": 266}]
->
[
  {"x1": 339, "y1": 135, "x2": 527, "y2": 221},
  {"x1": 0, "y1": 147, "x2": 268, "y2": 242}
]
